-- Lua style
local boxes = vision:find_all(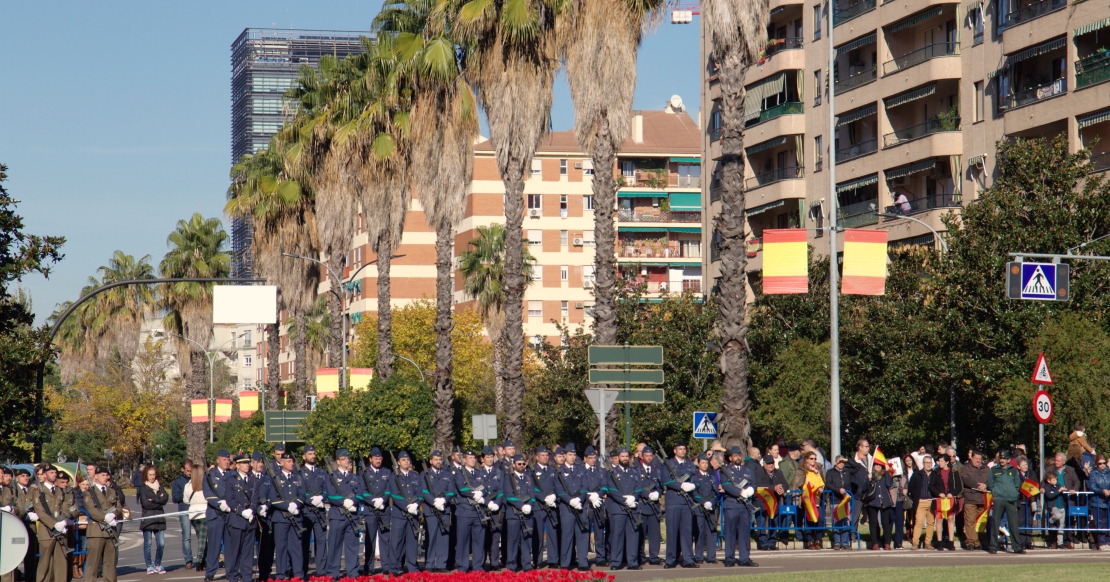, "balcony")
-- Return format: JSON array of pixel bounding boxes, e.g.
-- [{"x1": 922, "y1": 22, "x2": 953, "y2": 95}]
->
[
  {"x1": 617, "y1": 209, "x2": 702, "y2": 223},
  {"x1": 834, "y1": 0, "x2": 876, "y2": 26},
  {"x1": 670, "y1": 175, "x2": 702, "y2": 188},
  {"x1": 1003, "y1": 78, "x2": 1066, "y2": 111},
  {"x1": 617, "y1": 244, "x2": 702, "y2": 260},
  {"x1": 682, "y1": 280, "x2": 703, "y2": 294},
  {"x1": 619, "y1": 169, "x2": 668, "y2": 189},
  {"x1": 837, "y1": 139, "x2": 878, "y2": 163},
  {"x1": 763, "y1": 36, "x2": 804, "y2": 60},
  {"x1": 1004, "y1": 0, "x2": 1065, "y2": 28},
  {"x1": 837, "y1": 199, "x2": 879, "y2": 227},
  {"x1": 834, "y1": 69, "x2": 877, "y2": 94},
  {"x1": 748, "y1": 101, "x2": 804, "y2": 126},
  {"x1": 1077, "y1": 54, "x2": 1110, "y2": 90},
  {"x1": 883, "y1": 43, "x2": 959, "y2": 76},
  {"x1": 1091, "y1": 152, "x2": 1110, "y2": 174},
  {"x1": 883, "y1": 117, "x2": 961, "y2": 148},
  {"x1": 883, "y1": 192, "x2": 961, "y2": 216},
  {"x1": 746, "y1": 166, "x2": 805, "y2": 189}
]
